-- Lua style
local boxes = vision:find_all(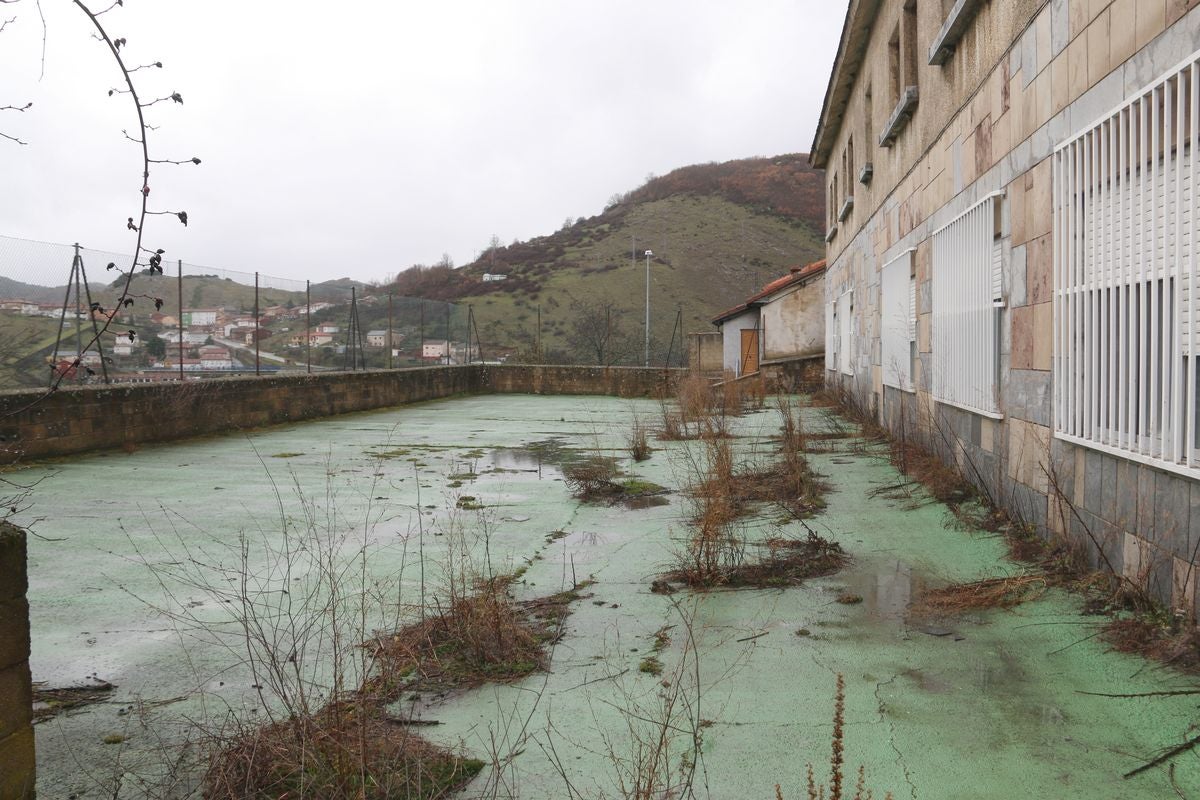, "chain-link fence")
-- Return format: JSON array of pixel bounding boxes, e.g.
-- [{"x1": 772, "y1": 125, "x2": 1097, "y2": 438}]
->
[{"x1": 0, "y1": 234, "x2": 472, "y2": 390}]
